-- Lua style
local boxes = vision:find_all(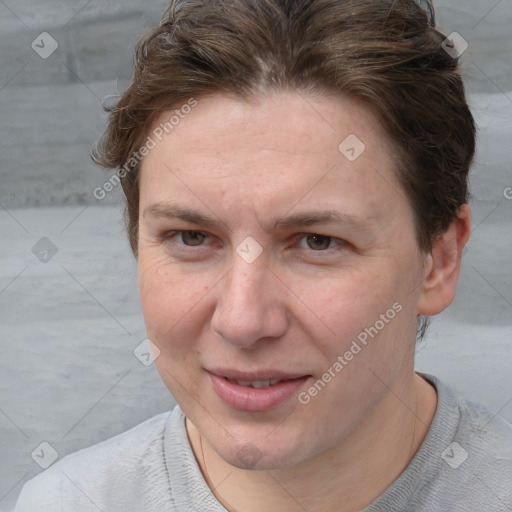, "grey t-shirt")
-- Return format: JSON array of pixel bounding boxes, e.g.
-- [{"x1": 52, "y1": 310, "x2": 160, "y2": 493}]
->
[{"x1": 14, "y1": 374, "x2": 512, "y2": 511}]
